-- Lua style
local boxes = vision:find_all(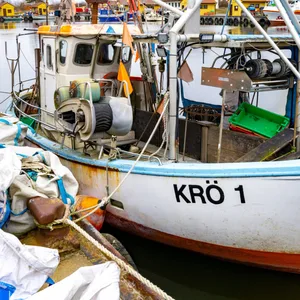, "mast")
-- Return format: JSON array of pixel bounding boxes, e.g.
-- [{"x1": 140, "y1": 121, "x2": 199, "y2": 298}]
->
[{"x1": 152, "y1": 0, "x2": 201, "y2": 160}]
